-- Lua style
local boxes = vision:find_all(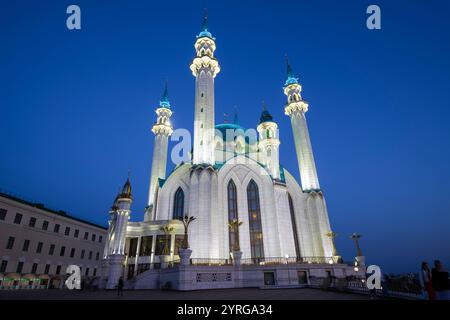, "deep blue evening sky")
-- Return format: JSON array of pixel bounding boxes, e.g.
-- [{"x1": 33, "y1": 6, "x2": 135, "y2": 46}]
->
[{"x1": 1, "y1": 0, "x2": 449, "y2": 273}]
